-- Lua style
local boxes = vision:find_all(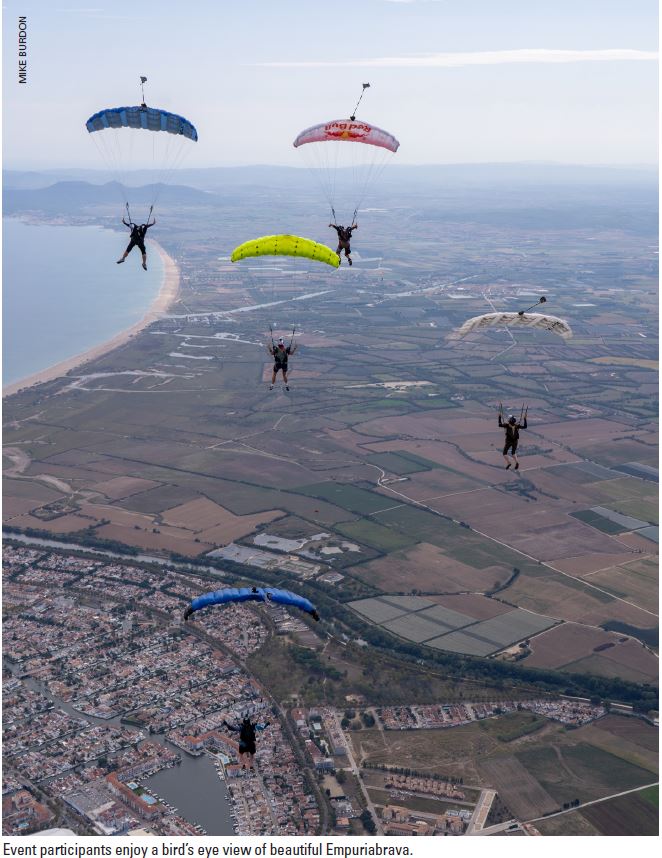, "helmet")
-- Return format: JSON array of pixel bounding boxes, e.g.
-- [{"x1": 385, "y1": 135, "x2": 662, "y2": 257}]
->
[
  {"x1": 278, "y1": 337, "x2": 284, "y2": 345},
  {"x1": 508, "y1": 415, "x2": 516, "y2": 424}
]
